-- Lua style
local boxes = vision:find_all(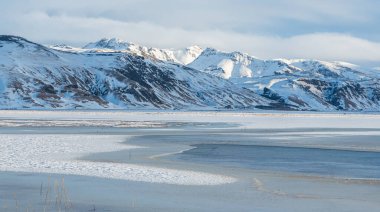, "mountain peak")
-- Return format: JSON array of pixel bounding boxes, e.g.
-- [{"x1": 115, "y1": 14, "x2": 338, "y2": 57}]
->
[
  {"x1": 81, "y1": 38, "x2": 203, "y2": 65},
  {"x1": 200, "y1": 47, "x2": 218, "y2": 56},
  {"x1": 83, "y1": 37, "x2": 134, "y2": 50},
  {"x1": 199, "y1": 47, "x2": 255, "y2": 60},
  {"x1": 186, "y1": 45, "x2": 202, "y2": 51}
]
